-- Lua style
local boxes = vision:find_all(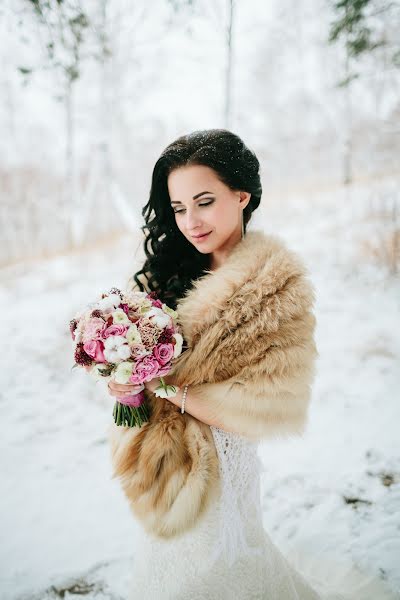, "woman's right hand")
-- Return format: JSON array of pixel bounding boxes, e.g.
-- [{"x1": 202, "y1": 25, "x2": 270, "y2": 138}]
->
[
  {"x1": 107, "y1": 380, "x2": 144, "y2": 399},
  {"x1": 83, "y1": 365, "x2": 144, "y2": 398}
]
